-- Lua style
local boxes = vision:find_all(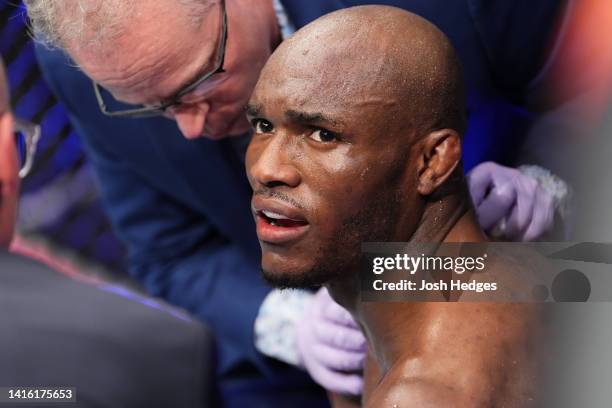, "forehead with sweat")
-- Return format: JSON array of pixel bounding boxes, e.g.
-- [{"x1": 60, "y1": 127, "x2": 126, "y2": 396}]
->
[{"x1": 254, "y1": 5, "x2": 465, "y2": 137}]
